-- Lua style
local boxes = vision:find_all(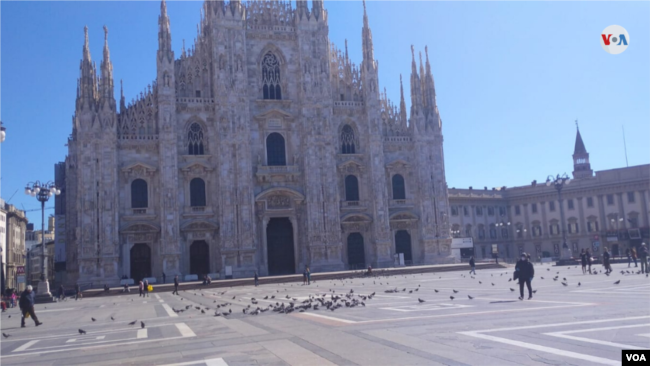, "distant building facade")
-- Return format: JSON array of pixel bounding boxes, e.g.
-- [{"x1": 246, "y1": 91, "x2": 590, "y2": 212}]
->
[
  {"x1": 2, "y1": 200, "x2": 28, "y2": 292},
  {"x1": 448, "y1": 129, "x2": 650, "y2": 261},
  {"x1": 63, "y1": 0, "x2": 452, "y2": 286}
]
